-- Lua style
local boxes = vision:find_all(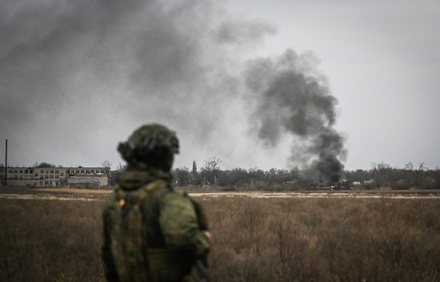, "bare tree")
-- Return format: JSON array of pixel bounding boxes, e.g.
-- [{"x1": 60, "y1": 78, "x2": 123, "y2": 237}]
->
[
  {"x1": 116, "y1": 163, "x2": 126, "y2": 172},
  {"x1": 202, "y1": 157, "x2": 222, "y2": 186},
  {"x1": 405, "y1": 162, "x2": 427, "y2": 189},
  {"x1": 371, "y1": 162, "x2": 393, "y2": 188},
  {"x1": 203, "y1": 157, "x2": 221, "y2": 171},
  {"x1": 102, "y1": 160, "x2": 112, "y2": 169}
]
